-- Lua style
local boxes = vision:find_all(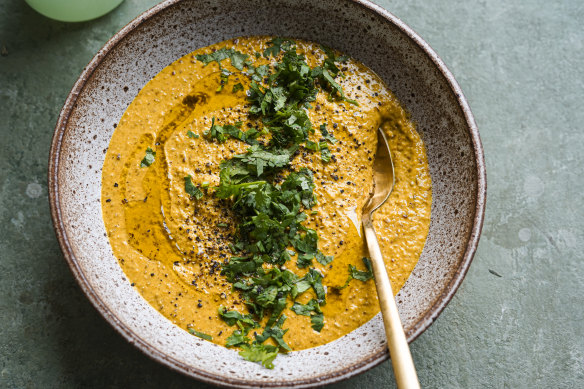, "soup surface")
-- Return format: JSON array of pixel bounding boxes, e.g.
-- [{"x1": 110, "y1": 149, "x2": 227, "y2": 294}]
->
[{"x1": 102, "y1": 37, "x2": 431, "y2": 354}]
